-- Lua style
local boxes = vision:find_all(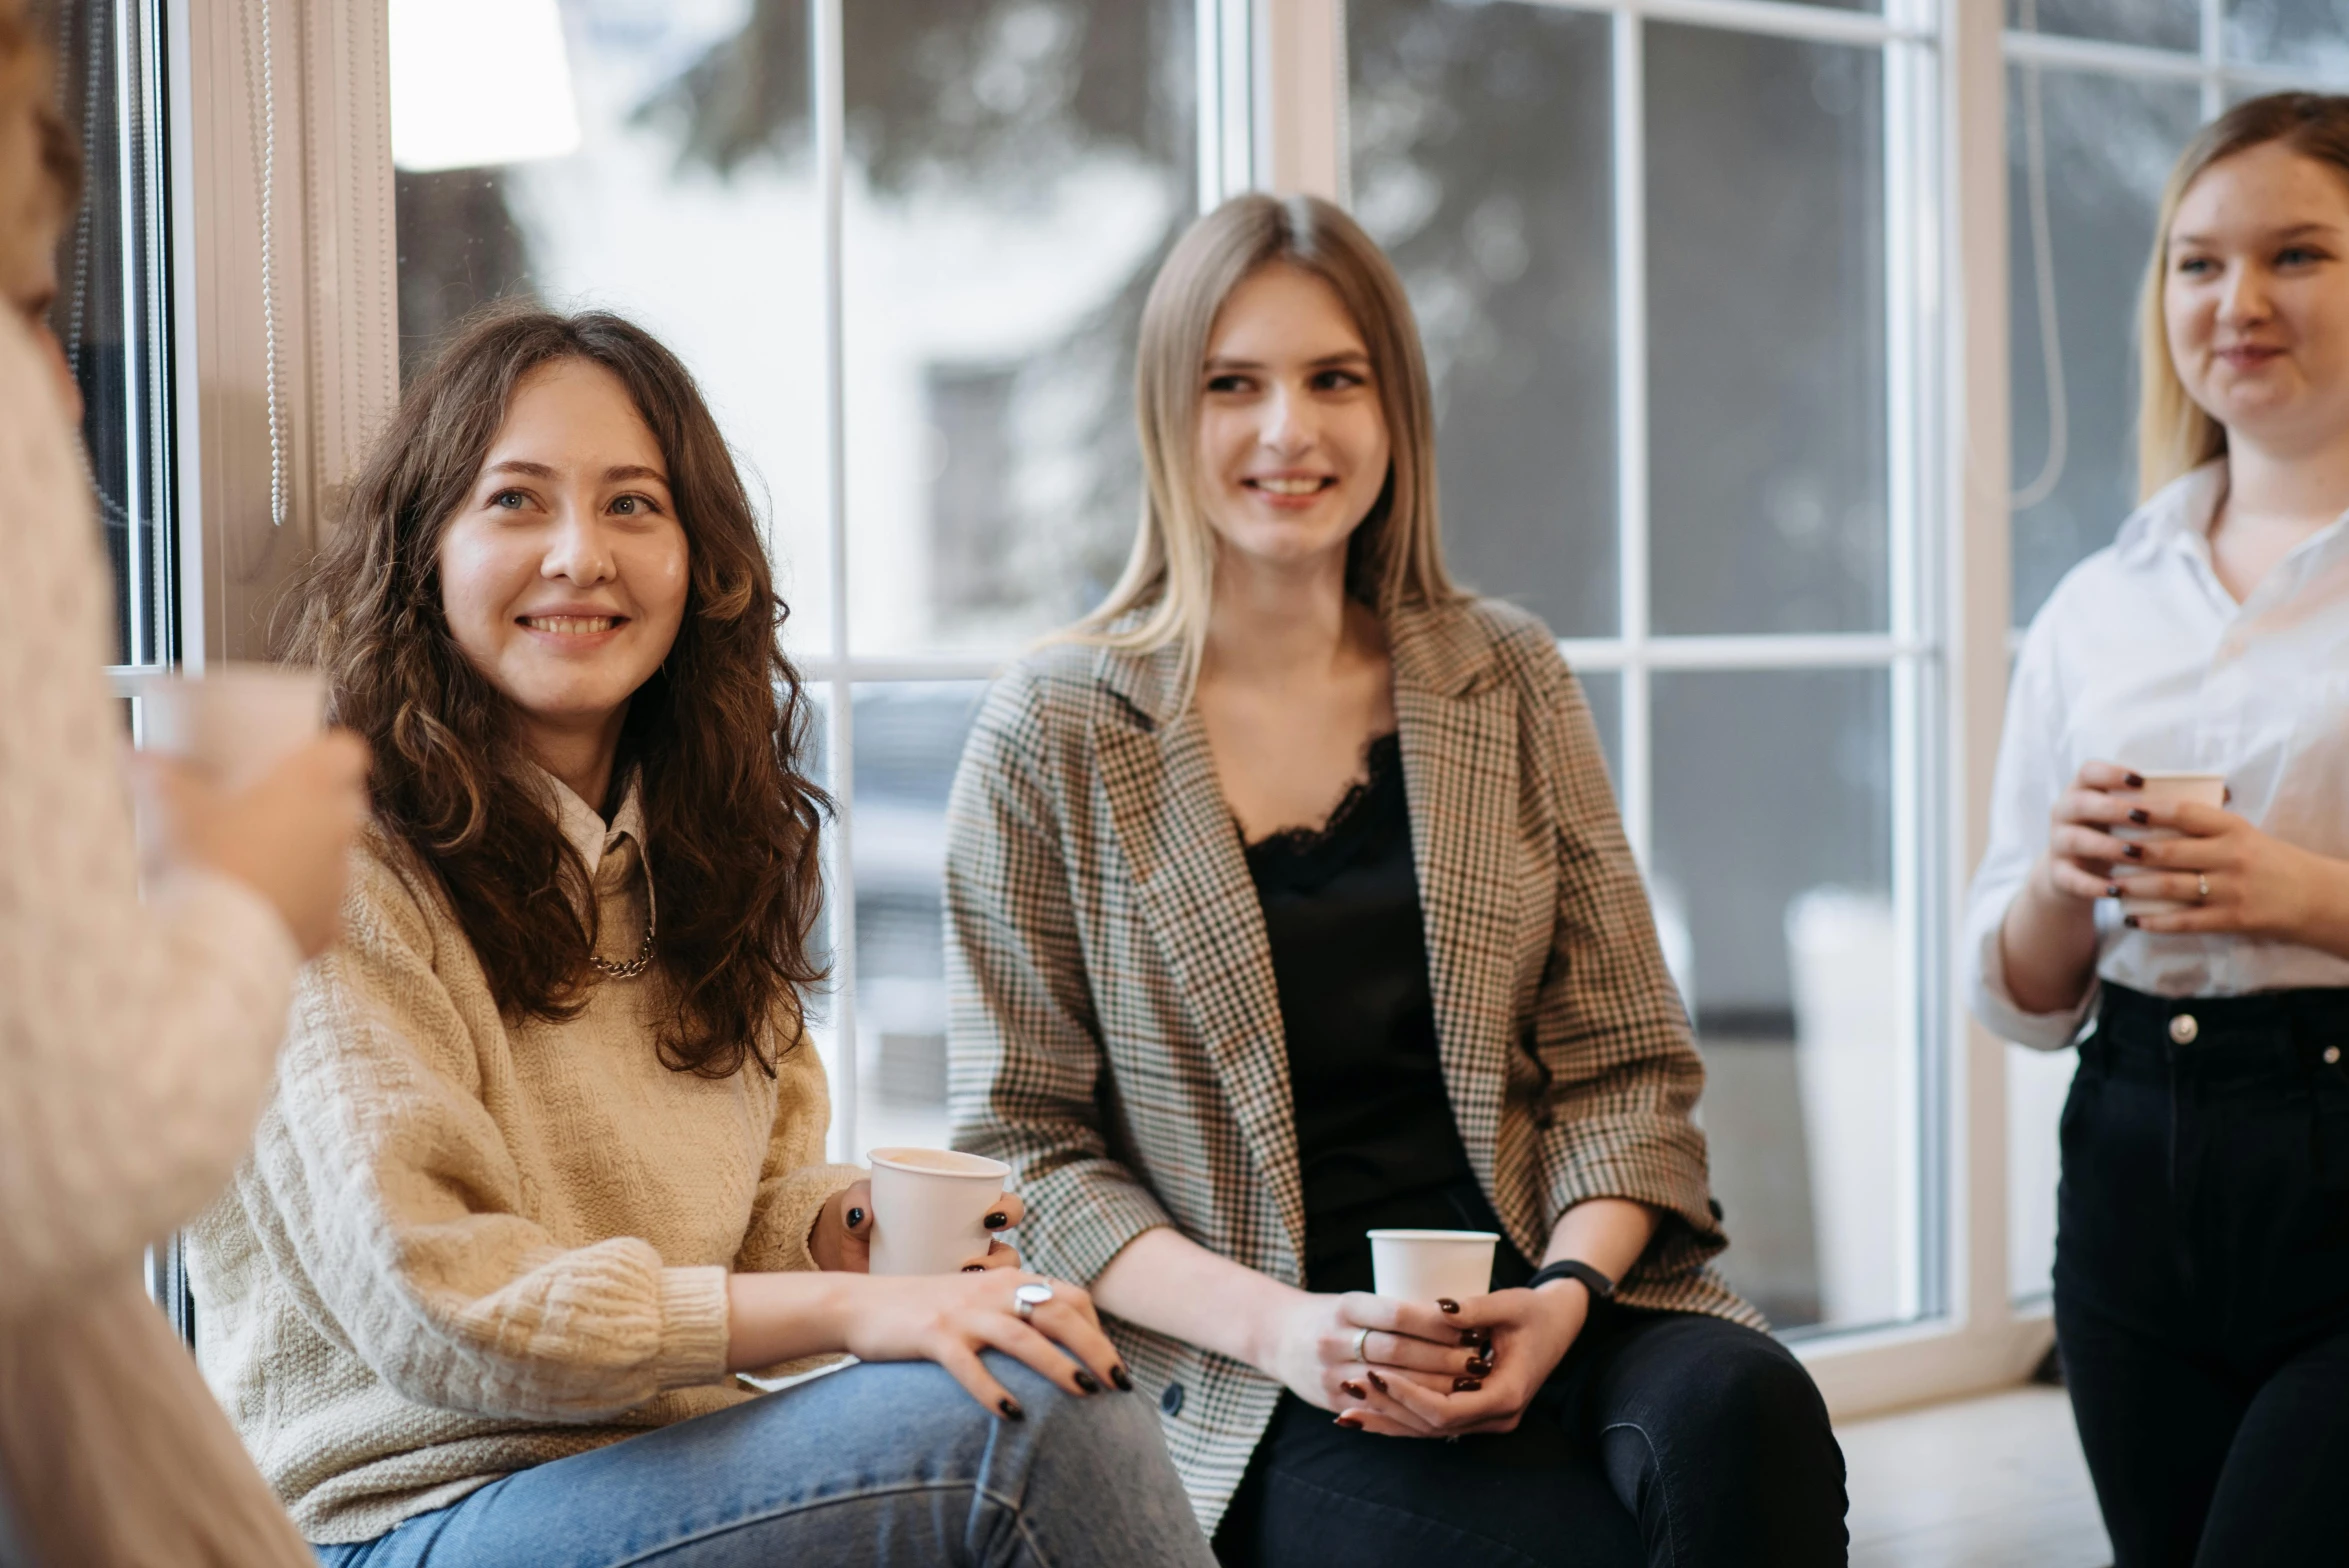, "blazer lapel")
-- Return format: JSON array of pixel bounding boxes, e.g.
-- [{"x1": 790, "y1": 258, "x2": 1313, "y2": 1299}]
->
[
  {"x1": 1390, "y1": 605, "x2": 1522, "y2": 1195},
  {"x1": 1092, "y1": 647, "x2": 1308, "y2": 1278}
]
